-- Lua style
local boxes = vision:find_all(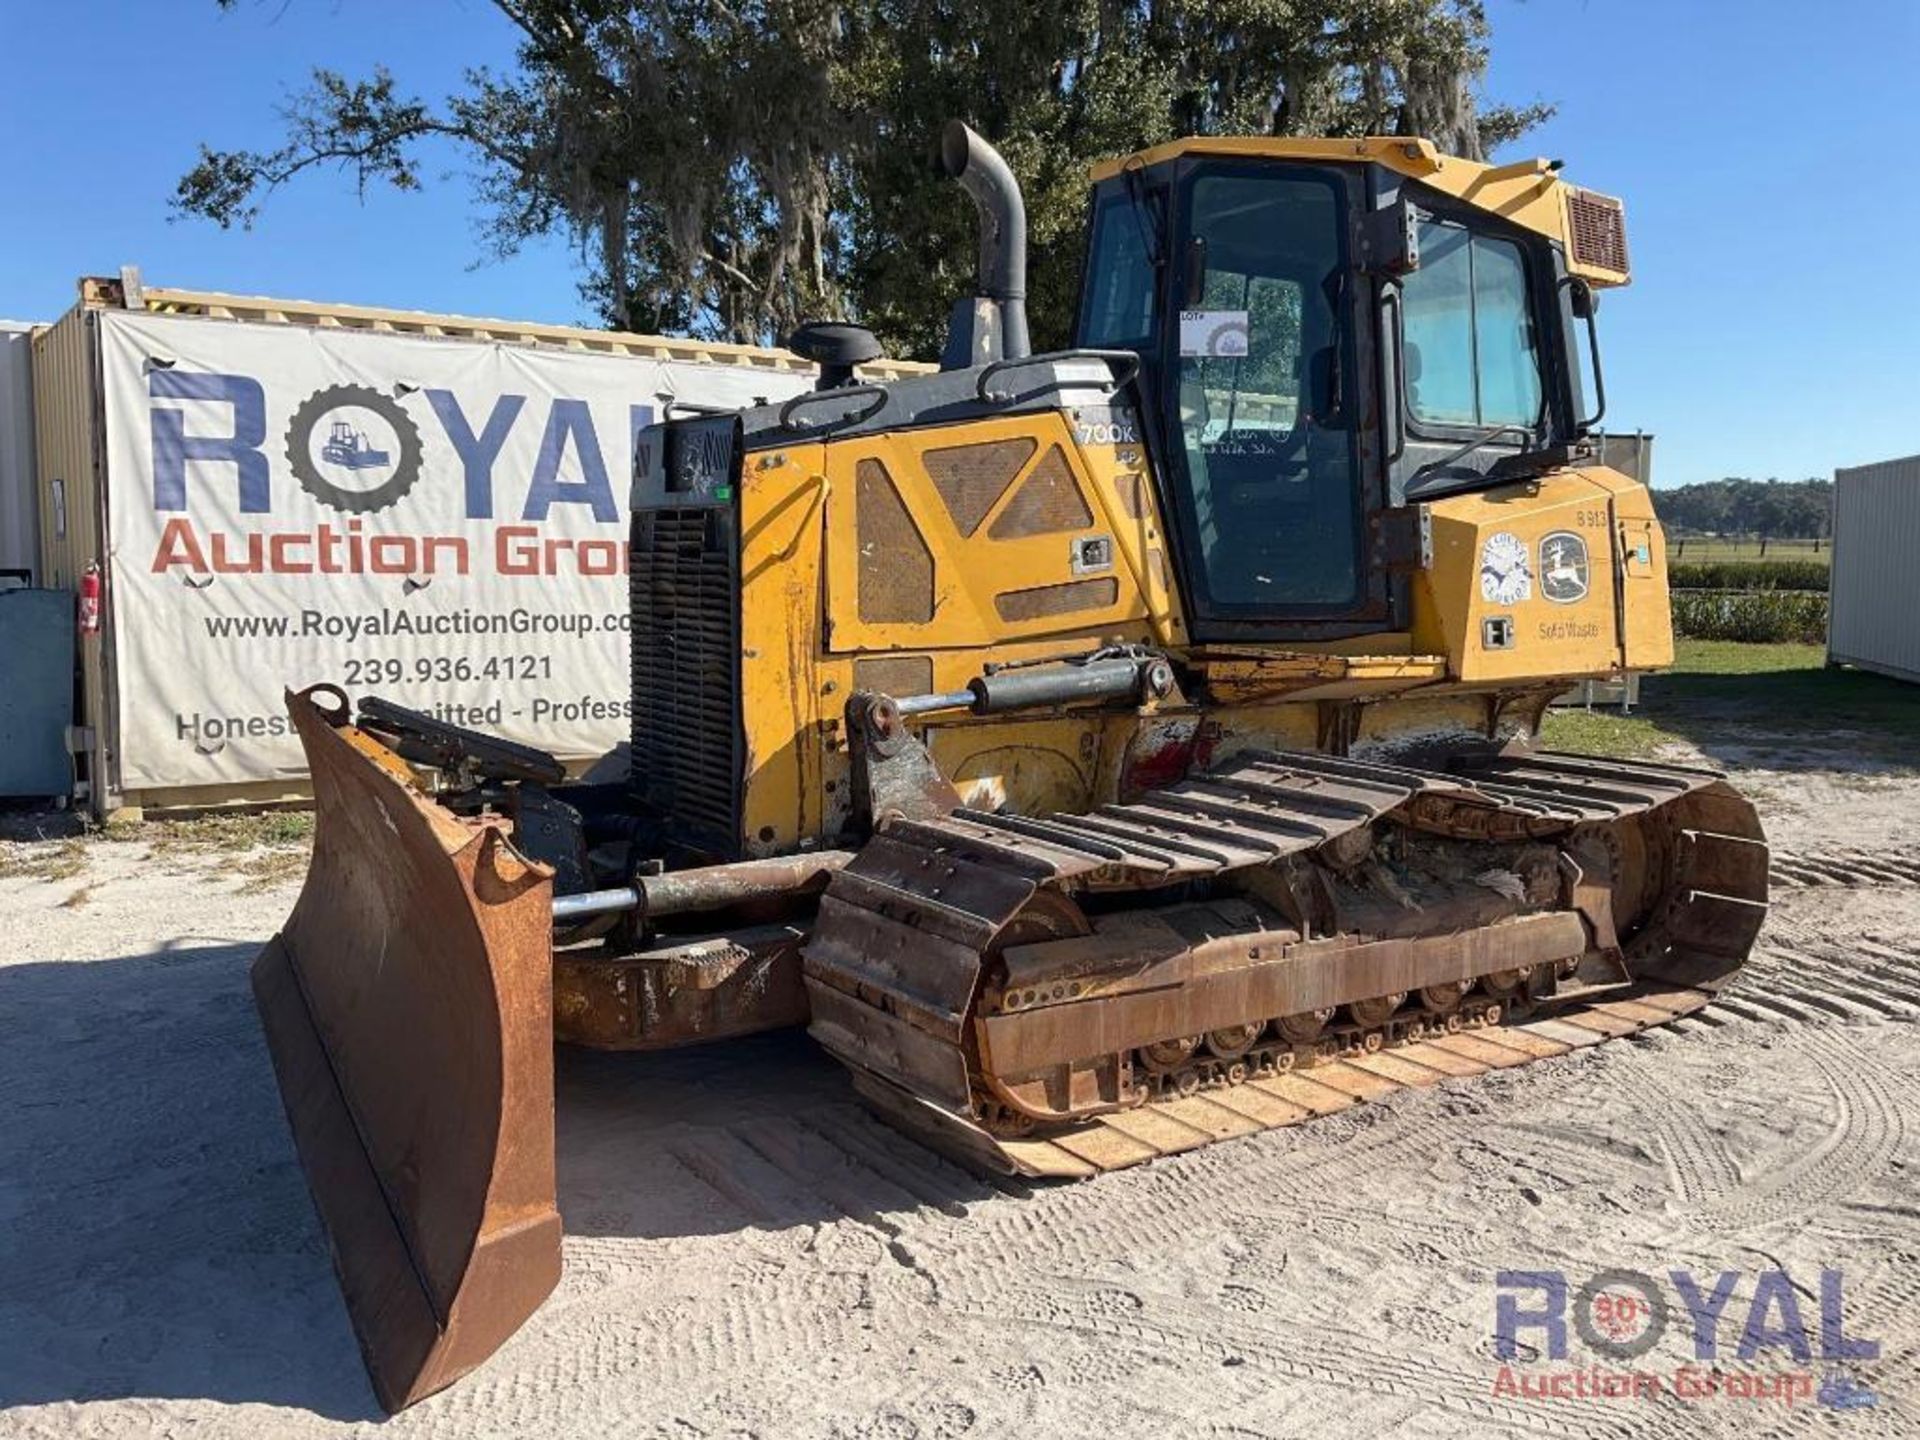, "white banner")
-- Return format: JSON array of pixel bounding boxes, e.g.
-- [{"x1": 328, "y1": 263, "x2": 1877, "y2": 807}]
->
[{"x1": 101, "y1": 311, "x2": 806, "y2": 791}]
